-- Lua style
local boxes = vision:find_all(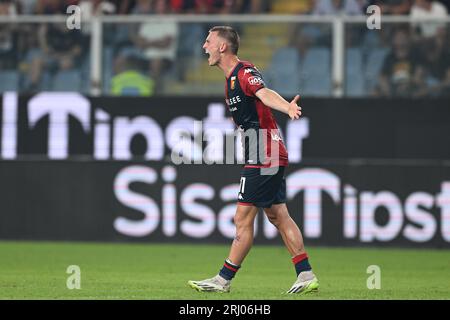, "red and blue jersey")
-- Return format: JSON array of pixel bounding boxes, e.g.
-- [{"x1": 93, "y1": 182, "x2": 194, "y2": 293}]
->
[{"x1": 225, "y1": 60, "x2": 288, "y2": 167}]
